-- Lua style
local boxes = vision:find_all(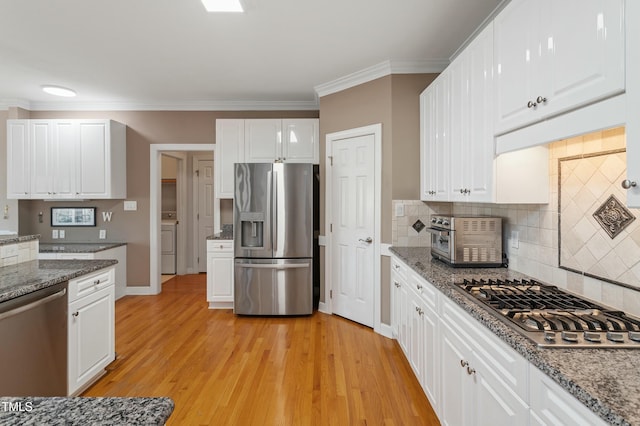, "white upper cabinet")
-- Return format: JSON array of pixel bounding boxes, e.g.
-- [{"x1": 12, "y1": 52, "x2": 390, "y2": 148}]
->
[
  {"x1": 215, "y1": 119, "x2": 244, "y2": 199},
  {"x1": 449, "y1": 23, "x2": 494, "y2": 202},
  {"x1": 494, "y1": 0, "x2": 625, "y2": 135},
  {"x1": 244, "y1": 119, "x2": 282, "y2": 163},
  {"x1": 282, "y1": 119, "x2": 319, "y2": 163},
  {"x1": 420, "y1": 72, "x2": 450, "y2": 202},
  {"x1": 6, "y1": 119, "x2": 126, "y2": 200},
  {"x1": 244, "y1": 118, "x2": 319, "y2": 163},
  {"x1": 6, "y1": 120, "x2": 30, "y2": 198}
]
